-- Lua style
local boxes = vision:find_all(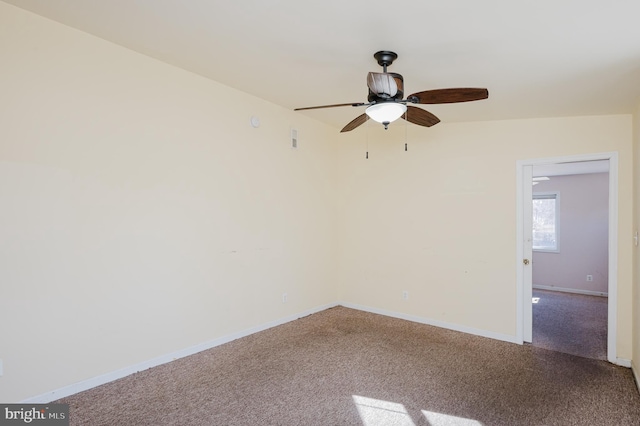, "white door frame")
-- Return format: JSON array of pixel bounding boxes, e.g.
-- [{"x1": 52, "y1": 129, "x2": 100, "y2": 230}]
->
[{"x1": 516, "y1": 152, "x2": 619, "y2": 364}]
